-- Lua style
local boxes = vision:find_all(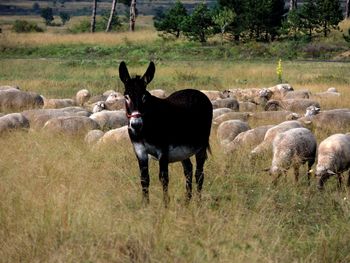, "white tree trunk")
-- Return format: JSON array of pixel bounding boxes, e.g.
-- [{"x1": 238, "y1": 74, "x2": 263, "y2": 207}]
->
[
  {"x1": 90, "y1": 0, "x2": 97, "y2": 33},
  {"x1": 106, "y1": 0, "x2": 118, "y2": 32},
  {"x1": 129, "y1": 0, "x2": 136, "y2": 31},
  {"x1": 289, "y1": 0, "x2": 297, "y2": 11}
]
